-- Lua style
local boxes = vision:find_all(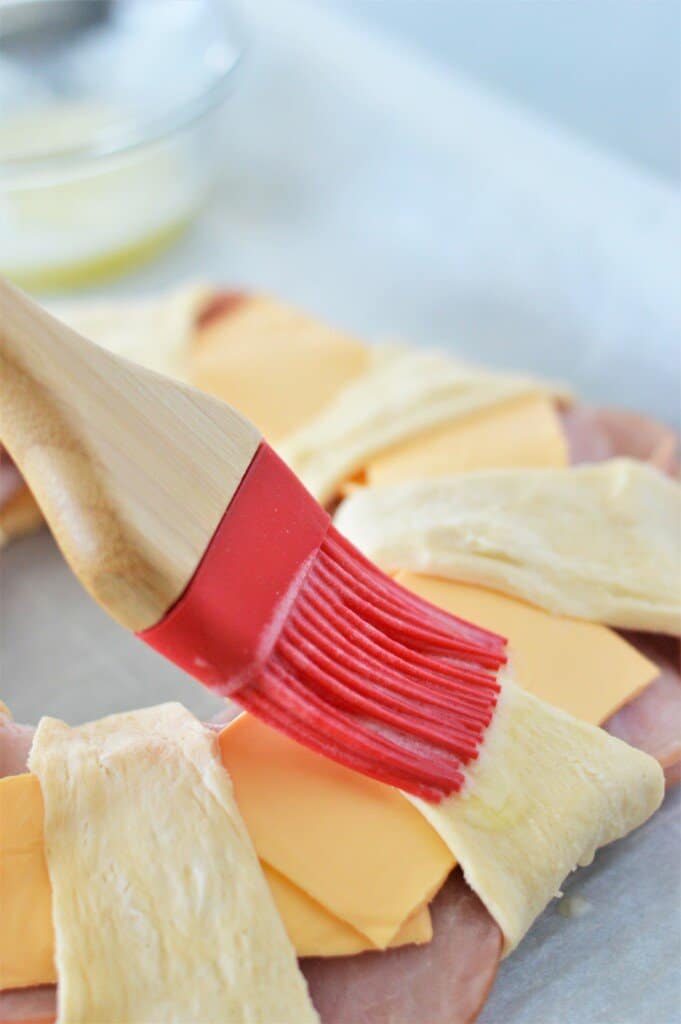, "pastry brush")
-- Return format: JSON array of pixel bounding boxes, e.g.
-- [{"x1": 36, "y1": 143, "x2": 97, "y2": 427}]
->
[{"x1": 0, "y1": 278, "x2": 507, "y2": 801}]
